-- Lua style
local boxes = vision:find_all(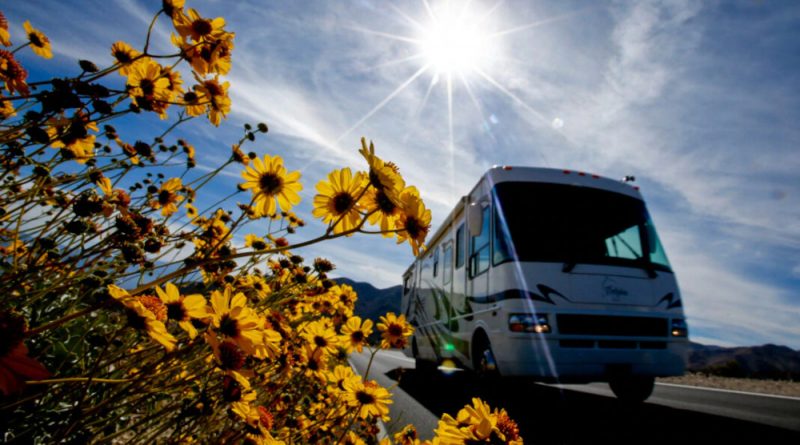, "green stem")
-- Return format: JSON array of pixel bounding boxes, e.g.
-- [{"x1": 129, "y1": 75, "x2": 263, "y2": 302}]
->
[{"x1": 25, "y1": 377, "x2": 131, "y2": 385}]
